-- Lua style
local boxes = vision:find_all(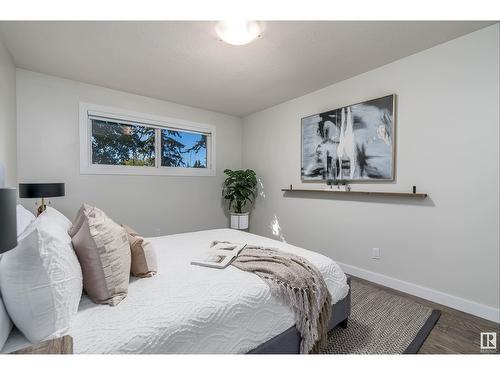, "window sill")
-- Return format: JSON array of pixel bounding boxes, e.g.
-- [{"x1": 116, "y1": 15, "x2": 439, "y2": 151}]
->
[{"x1": 80, "y1": 164, "x2": 216, "y2": 177}]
